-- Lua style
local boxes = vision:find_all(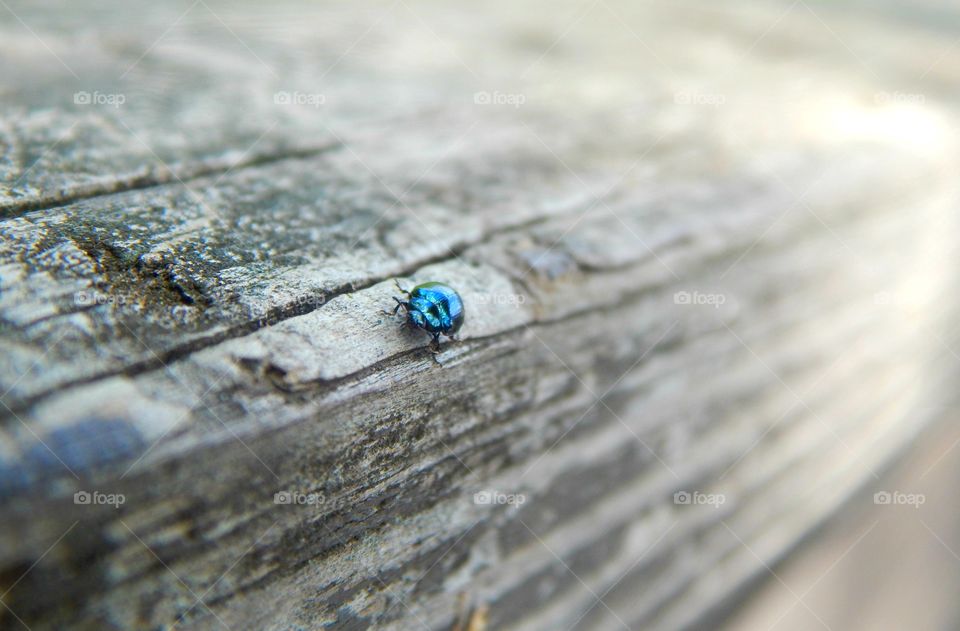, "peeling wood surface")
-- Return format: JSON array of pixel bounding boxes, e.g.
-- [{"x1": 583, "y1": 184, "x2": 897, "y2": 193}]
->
[{"x1": 1, "y1": 0, "x2": 959, "y2": 629}]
